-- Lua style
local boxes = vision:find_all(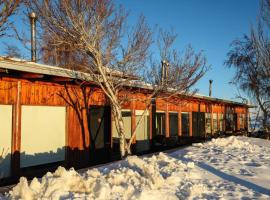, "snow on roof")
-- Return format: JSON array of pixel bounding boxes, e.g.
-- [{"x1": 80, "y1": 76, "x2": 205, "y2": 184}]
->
[
  {"x1": 0, "y1": 56, "x2": 93, "y2": 80},
  {"x1": 0, "y1": 56, "x2": 251, "y2": 107}
]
